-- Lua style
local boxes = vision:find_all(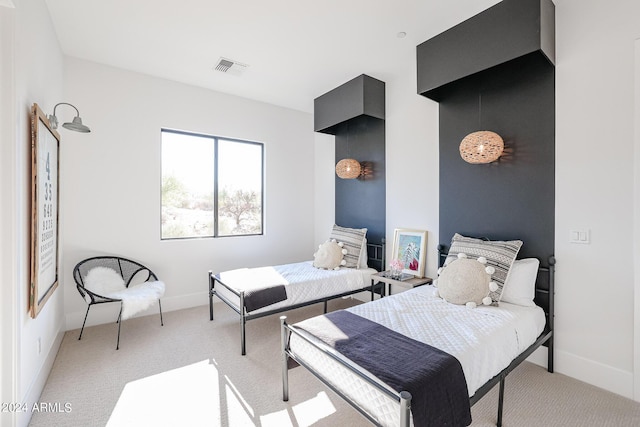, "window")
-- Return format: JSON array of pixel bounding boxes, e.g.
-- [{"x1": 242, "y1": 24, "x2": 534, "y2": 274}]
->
[{"x1": 161, "y1": 129, "x2": 263, "y2": 239}]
